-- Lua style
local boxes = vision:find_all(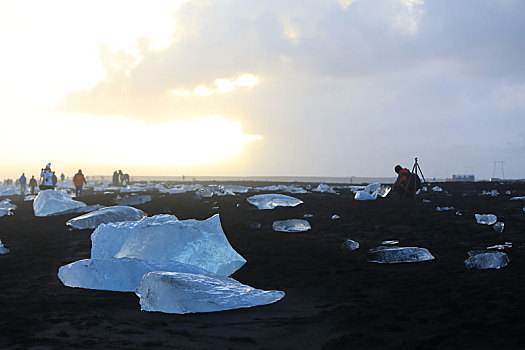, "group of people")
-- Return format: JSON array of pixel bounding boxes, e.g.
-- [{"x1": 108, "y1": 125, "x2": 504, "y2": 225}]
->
[
  {"x1": 15, "y1": 164, "x2": 87, "y2": 197},
  {"x1": 112, "y1": 170, "x2": 130, "y2": 186}
]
